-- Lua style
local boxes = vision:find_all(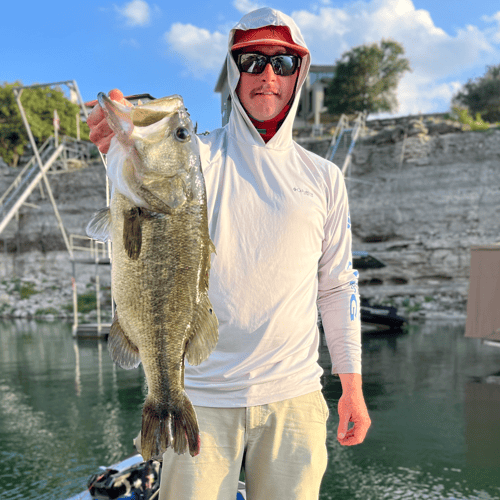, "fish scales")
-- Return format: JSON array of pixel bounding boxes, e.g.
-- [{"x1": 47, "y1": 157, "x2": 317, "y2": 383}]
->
[{"x1": 87, "y1": 93, "x2": 218, "y2": 461}]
